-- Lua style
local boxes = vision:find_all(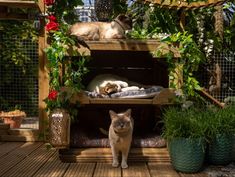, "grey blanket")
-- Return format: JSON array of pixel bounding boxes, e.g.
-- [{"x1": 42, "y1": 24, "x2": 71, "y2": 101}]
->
[{"x1": 86, "y1": 86, "x2": 163, "y2": 98}]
